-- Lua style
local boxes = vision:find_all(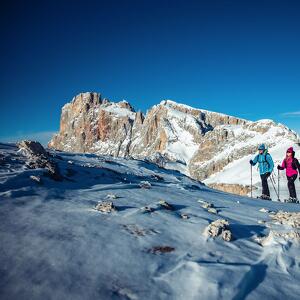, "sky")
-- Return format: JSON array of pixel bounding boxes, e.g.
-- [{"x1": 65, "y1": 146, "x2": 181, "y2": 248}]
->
[{"x1": 0, "y1": 0, "x2": 299, "y2": 145}]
